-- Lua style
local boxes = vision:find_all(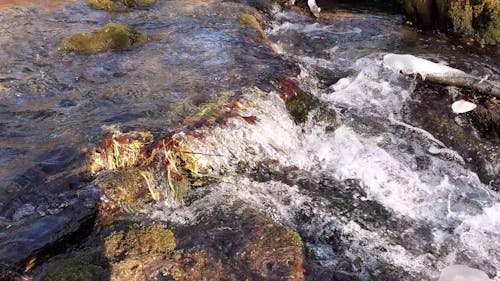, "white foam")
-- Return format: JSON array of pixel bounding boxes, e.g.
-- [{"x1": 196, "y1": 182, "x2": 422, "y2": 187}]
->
[
  {"x1": 455, "y1": 204, "x2": 500, "y2": 270},
  {"x1": 325, "y1": 57, "x2": 413, "y2": 116},
  {"x1": 185, "y1": 89, "x2": 308, "y2": 172},
  {"x1": 149, "y1": 56, "x2": 500, "y2": 279},
  {"x1": 268, "y1": 13, "x2": 362, "y2": 36}
]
